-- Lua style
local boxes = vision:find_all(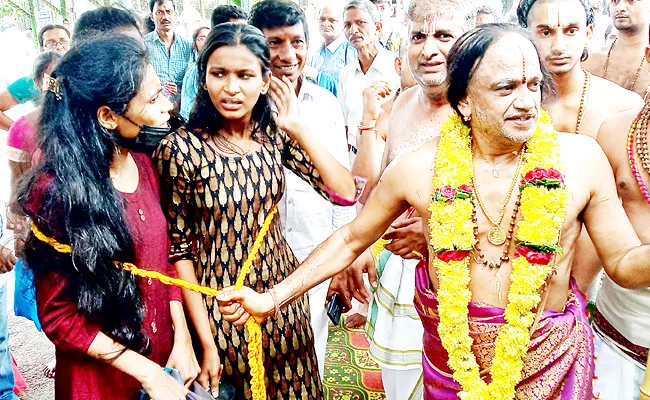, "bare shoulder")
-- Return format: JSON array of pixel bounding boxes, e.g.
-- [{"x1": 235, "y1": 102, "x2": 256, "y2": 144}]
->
[
  {"x1": 383, "y1": 136, "x2": 439, "y2": 185},
  {"x1": 582, "y1": 49, "x2": 607, "y2": 73},
  {"x1": 557, "y1": 132, "x2": 605, "y2": 169},
  {"x1": 597, "y1": 108, "x2": 638, "y2": 149},
  {"x1": 591, "y1": 75, "x2": 644, "y2": 111},
  {"x1": 392, "y1": 85, "x2": 418, "y2": 111}
]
